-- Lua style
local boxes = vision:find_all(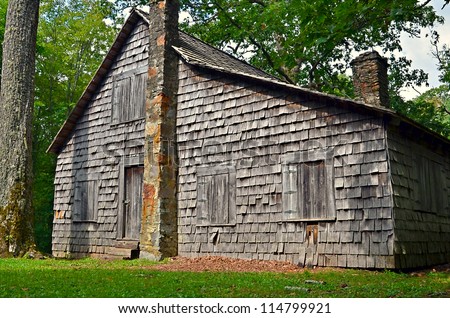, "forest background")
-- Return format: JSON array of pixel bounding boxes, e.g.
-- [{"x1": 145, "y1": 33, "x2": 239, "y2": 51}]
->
[{"x1": 0, "y1": 0, "x2": 449, "y2": 253}]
